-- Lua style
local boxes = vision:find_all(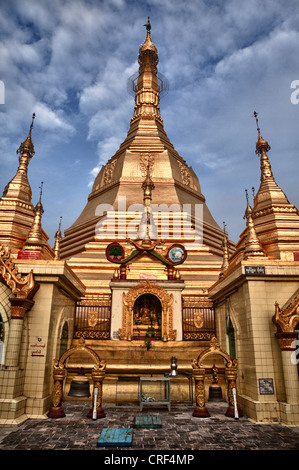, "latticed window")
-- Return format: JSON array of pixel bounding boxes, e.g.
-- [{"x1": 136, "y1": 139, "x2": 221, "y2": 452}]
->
[
  {"x1": 74, "y1": 295, "x2": 112, "y2": 340},
  {"x1": 182, "y1": 296, "x2": 215, "y2": 341}
]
